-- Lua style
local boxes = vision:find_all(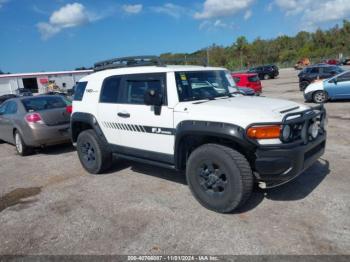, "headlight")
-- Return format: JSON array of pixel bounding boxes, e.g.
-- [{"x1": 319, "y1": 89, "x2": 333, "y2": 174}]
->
[
  {"x1": 281, "y1": 125, "x2": 291, "y2": 141},
  {"x1": 309, "y1": 122, "x2": 319, "y2": 139}
]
